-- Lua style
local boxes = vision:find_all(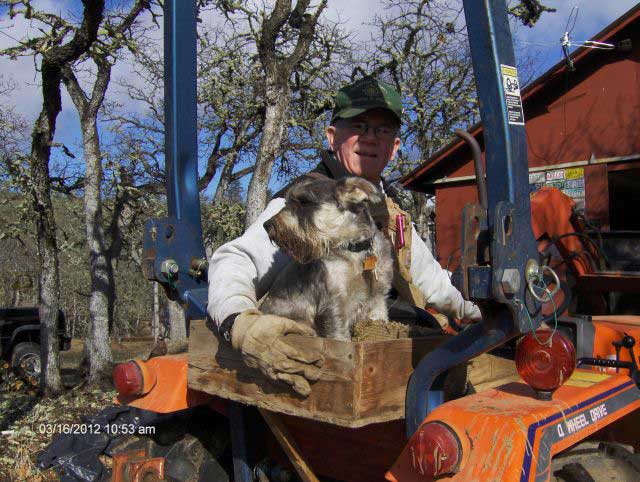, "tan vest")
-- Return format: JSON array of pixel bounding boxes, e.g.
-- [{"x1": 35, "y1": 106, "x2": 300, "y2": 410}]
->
[{"x1": 370, "y1": 197, "x2": 426, "y2": 308}]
